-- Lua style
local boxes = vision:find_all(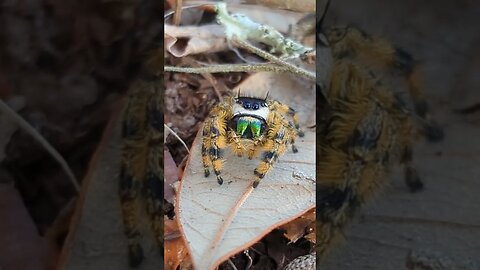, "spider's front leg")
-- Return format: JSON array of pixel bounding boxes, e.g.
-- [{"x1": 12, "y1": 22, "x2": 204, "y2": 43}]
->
[
  {"x1": 253, "y1": 117, "x2": 296, "y2": 188},
  {"x1": 202, "y1": 101, "x2": 233, "y2": 185}
]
